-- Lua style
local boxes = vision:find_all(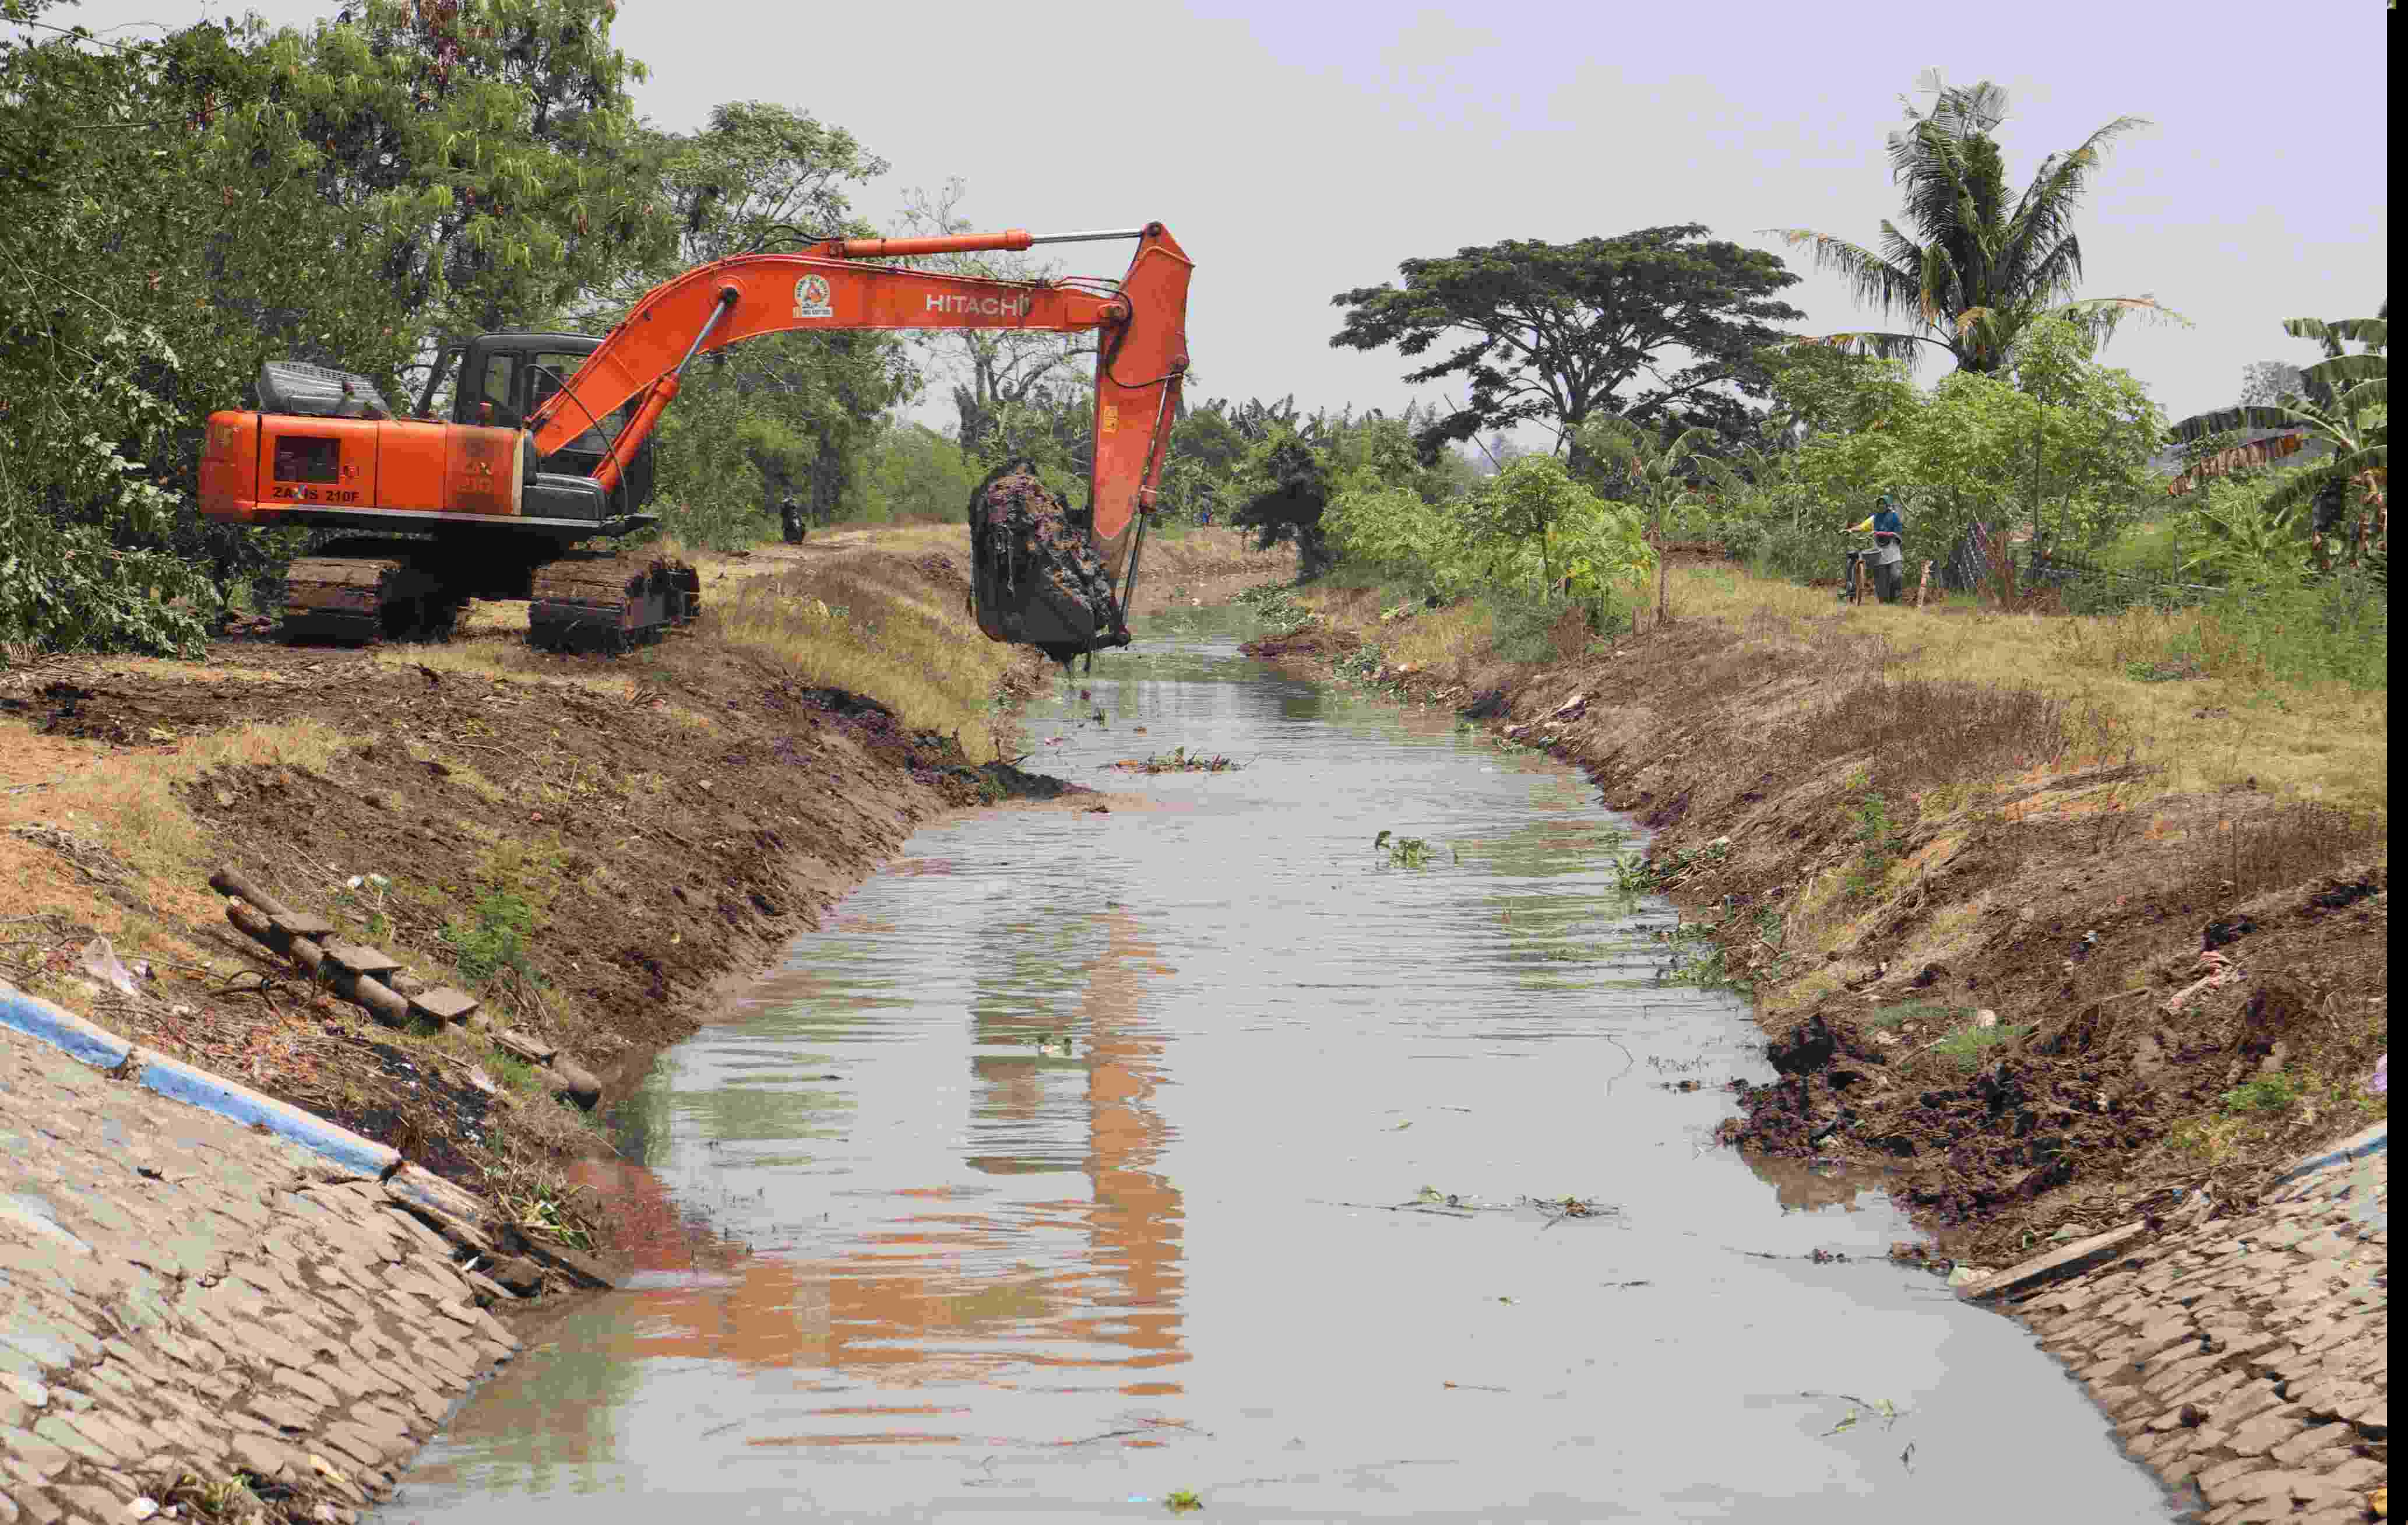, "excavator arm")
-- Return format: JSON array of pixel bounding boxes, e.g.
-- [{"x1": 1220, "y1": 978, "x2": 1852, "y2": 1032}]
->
[{"x1": 527, "y1": 225, "x2": 1192, "y2": 594}]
